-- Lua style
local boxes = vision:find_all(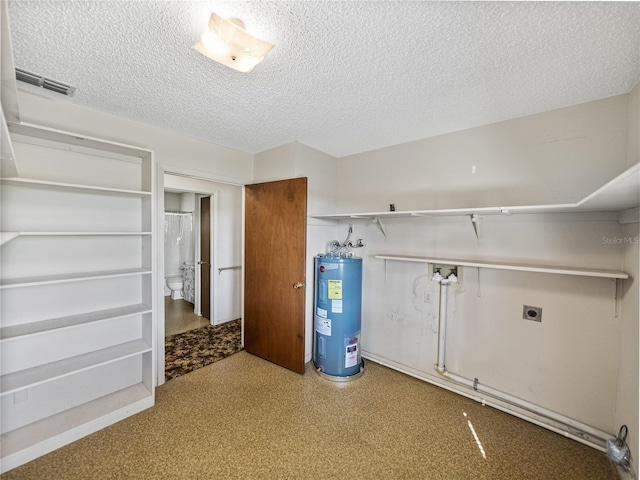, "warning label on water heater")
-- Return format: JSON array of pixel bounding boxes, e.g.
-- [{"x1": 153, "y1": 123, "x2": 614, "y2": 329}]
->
[
  {"x1": 315, "y1": 316, "x2": 331, "y2": 336},
  {"x1": 328, "y1": 280, "x2": 342, "y2": 299},
  {"x1": 344, "y1": 334, "x2": 360, "y2": 368},
  {"x1": 345, "y1": 342, "x2": 358, "y2": 368},
  {"x1": 331, "y1": 299, "x2": 342, "y2": 313}
]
